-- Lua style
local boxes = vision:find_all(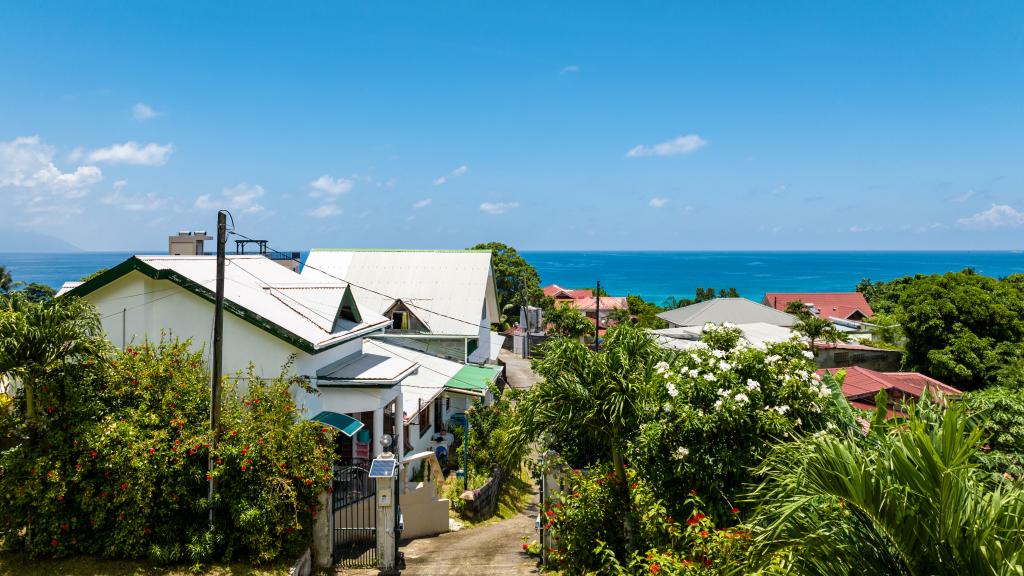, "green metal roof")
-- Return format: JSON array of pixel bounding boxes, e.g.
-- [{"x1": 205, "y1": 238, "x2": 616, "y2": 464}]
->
[
  {"x1": 445, "y1": 364, "x2": 502, "y2": 393},
  {"x1": 310, "y1": 411, "x2": 364, "y2": 437}
]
